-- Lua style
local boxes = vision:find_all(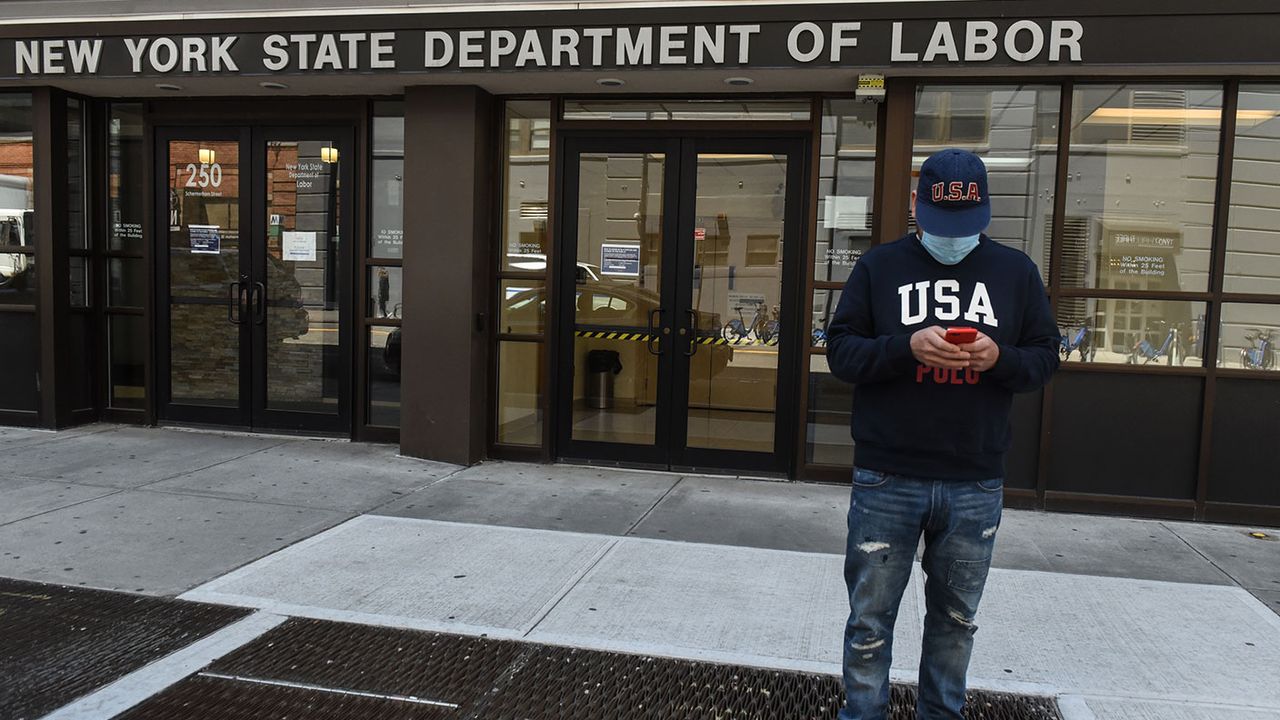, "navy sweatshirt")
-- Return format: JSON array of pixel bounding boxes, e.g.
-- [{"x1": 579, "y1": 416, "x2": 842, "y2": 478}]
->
[{"x1": 826, "y1": 233, "x2": 1059, "y2": 480}]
